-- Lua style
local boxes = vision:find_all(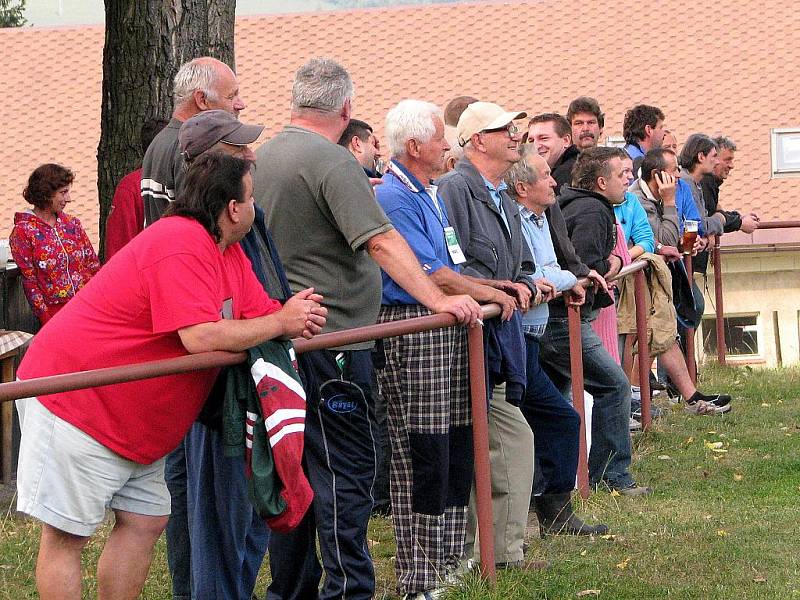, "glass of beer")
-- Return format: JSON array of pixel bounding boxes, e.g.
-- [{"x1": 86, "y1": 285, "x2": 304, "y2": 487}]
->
[{"x1": 682, "y1": 219, "x2": 699, "y2": 254}]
